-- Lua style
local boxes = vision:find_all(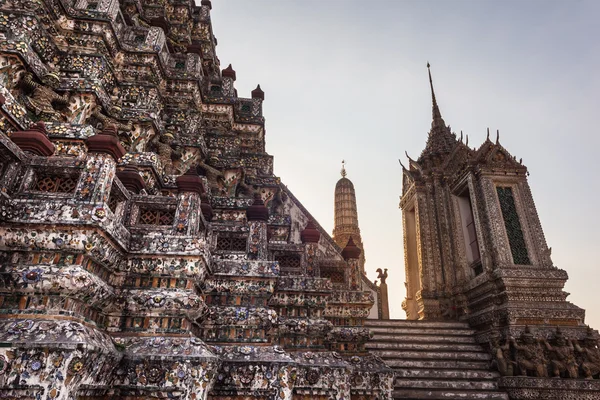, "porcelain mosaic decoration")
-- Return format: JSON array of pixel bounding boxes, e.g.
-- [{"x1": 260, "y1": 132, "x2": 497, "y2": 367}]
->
[{"x1": 0, "y1": 0, "x2": 392, "y2": 399}]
